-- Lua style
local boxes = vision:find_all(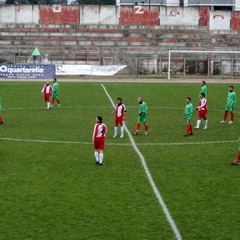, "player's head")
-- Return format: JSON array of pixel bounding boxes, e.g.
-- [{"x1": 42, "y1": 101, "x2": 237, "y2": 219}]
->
[
  {"x1": 53, "y1": 78, "x2": 57, "y2": 82},
  {"x1": 200, "y1": 92, "x2": 205, "y2": 98},
  {"x1": 202, "y1": 81, "x2": 206, "y2": 85},
  {"x1": 186, "y1": 97, "x2": 191, "y2": 103},
  {"x1": 138, "y1": 97, "x2": 143, "y2": 104},
  {"x1": 96, "y1": 116, "x2": 103, "y2": 123},
  {"x1": 229, "y1": 86, "x2": 234, "y2": 92},
  {"x1": 117, "y1": 98, "x2": 122, "y2": 105},
  {"x1": 46, "y1": 80, "x2": 50, "y2": 85}
]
